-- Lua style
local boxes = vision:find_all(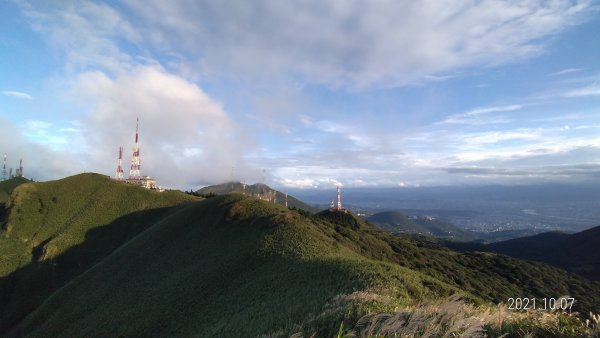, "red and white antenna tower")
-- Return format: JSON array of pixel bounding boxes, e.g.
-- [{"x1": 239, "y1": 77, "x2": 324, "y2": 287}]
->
[
  {"x1": 336, "y1": 186, "x2": 342, "y2": 211},
  {"x1": 2, "y1": 154, "x2": 6, "y2": 181},
  {"x1": 116, "y1": 146, "x2": 124, "y2": 180},
  {"x1": 129, "y1": 118, "x2": 141, "y2": 179}
]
